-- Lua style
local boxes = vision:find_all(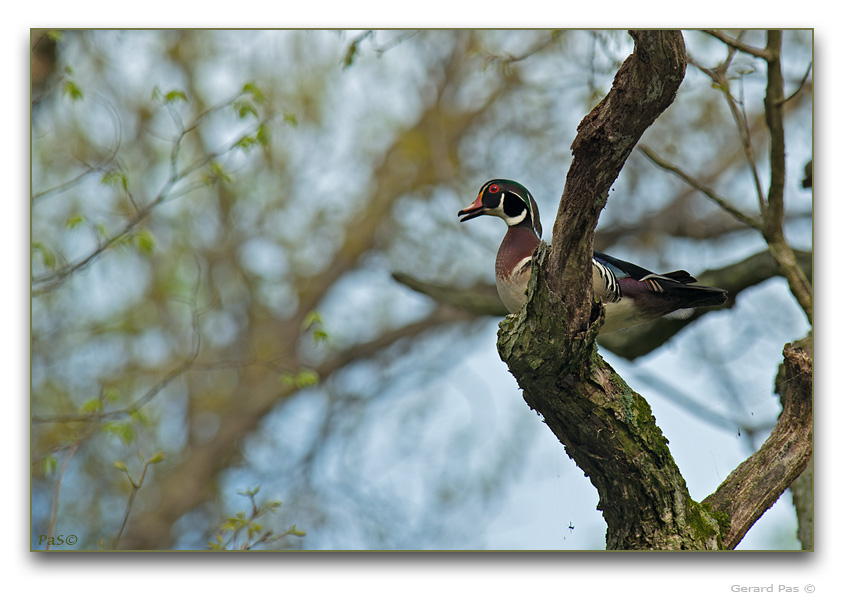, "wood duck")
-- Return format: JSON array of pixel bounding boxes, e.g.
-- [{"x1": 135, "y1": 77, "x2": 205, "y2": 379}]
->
[{"x1": 458, "y1": 179, "x2": 728, "y2": 332}]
